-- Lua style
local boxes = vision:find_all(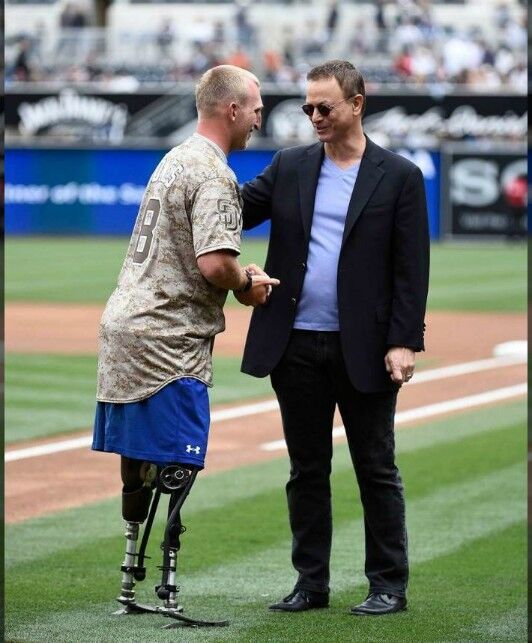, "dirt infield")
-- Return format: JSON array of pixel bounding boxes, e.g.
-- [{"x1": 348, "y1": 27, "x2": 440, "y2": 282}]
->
[
  {"x1": 4, "y1": 303, "x2": 527, "y2": 362},
  {"x1": 5, "y1": 302, "x2": 252, "y2": 356},
  {"x1": 5, "y1": 303, "x2": 527, "y2": 523}
]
